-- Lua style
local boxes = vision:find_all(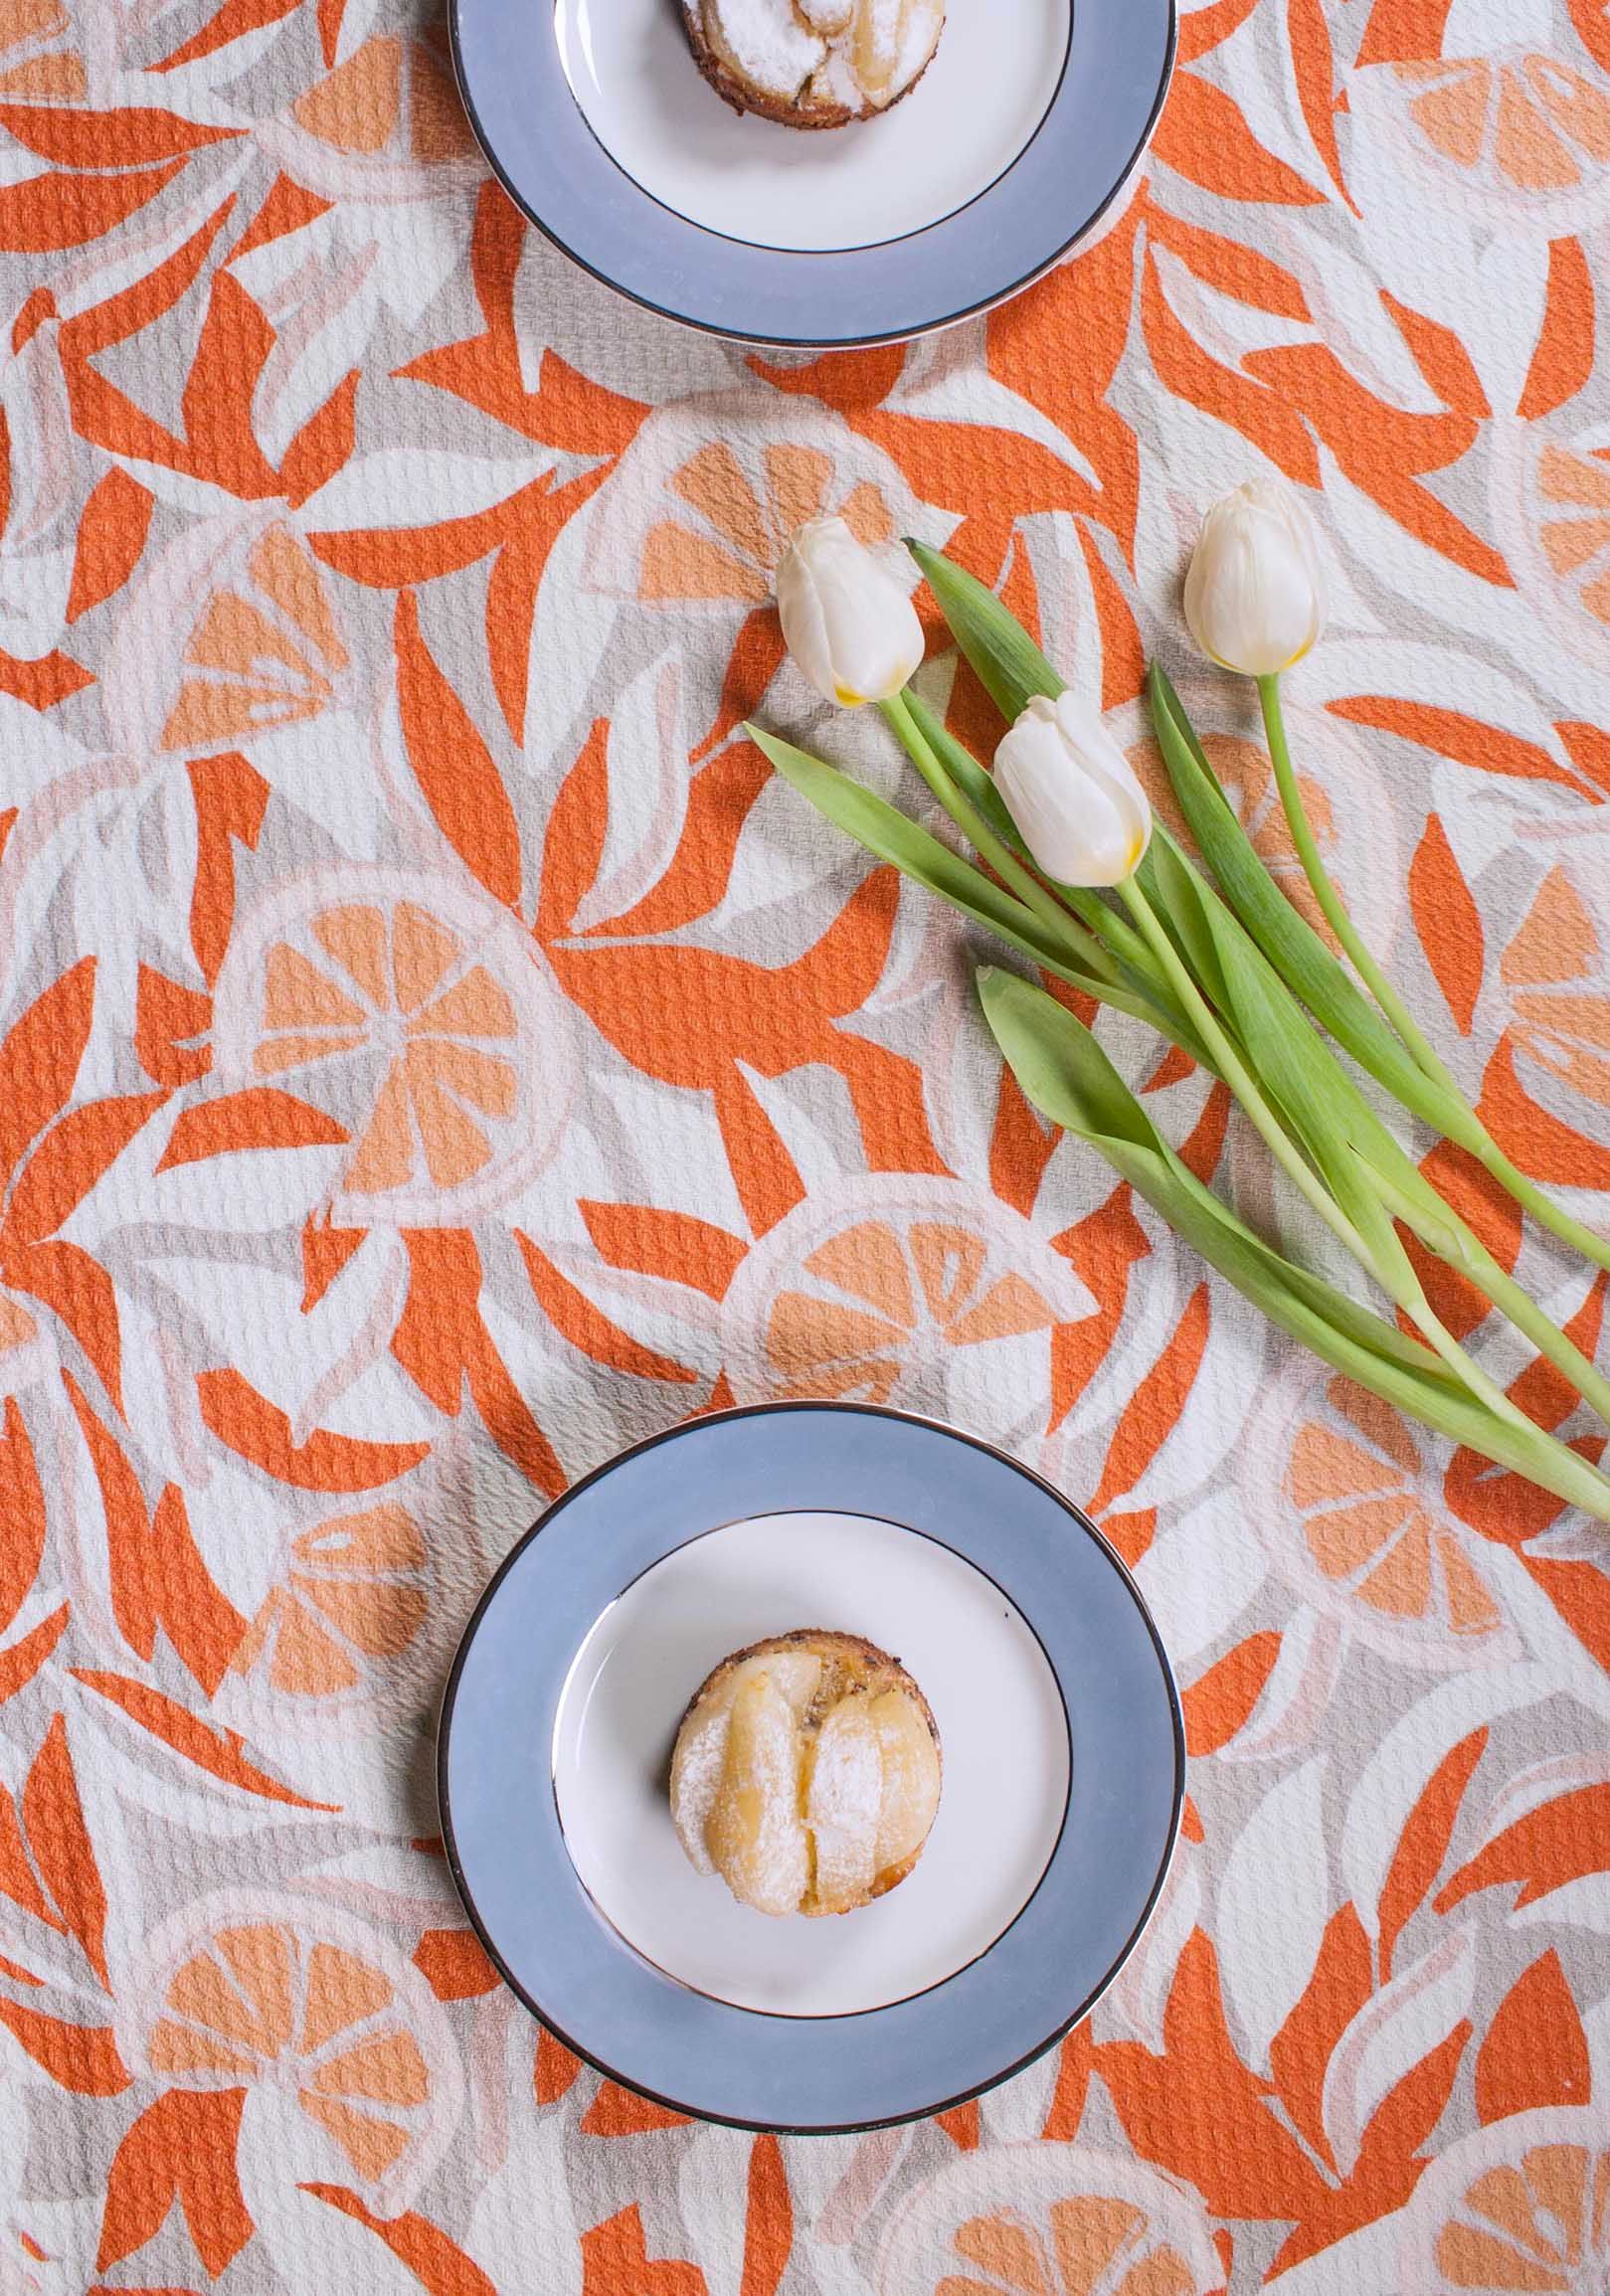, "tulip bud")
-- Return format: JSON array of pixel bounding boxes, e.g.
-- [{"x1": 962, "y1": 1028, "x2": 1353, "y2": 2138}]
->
[
  {"x1": 1182, "y1": 478, "x2": 1329, "y2": 677},
  {"x1": 993, "y1": 691, "x2": 1153, "y2": 887},
  {"x1": 776, "y1": 516, "x2": 925, "y2": 707}
]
